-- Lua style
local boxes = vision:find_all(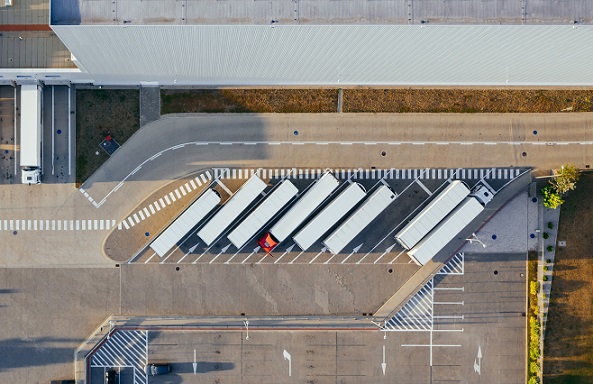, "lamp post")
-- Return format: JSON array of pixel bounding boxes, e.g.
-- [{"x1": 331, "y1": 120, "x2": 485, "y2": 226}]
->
[{"x1": 466, "y1": 233, "x2": 486, "y2": 248}]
